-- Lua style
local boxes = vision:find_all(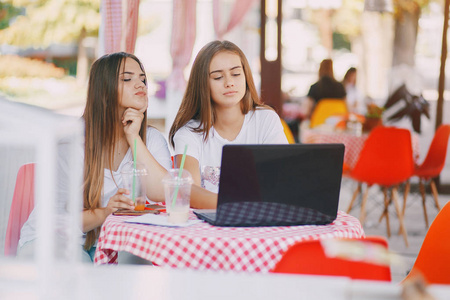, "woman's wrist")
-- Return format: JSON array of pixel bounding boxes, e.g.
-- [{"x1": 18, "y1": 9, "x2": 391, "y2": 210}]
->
[
  {"x1": 101, "y1": 207, "x2": 114, "y2": 219},
  {"x1": 125, "y1": 133, "x2": 141, "y2": 146}
]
